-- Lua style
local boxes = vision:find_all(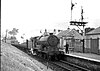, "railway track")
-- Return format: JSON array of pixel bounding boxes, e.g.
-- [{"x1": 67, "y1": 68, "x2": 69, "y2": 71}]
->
[
  {"x1": 29, "y1": 53, "x2": 91, "y2": 71},
  {"x1": 29, "y1": 54, "x2": 65, "y2": 71},
  {"x1": 13, "y1": 45, "x2": 91, "y2": 71},
  {"x1": 52, "y1": 60, "x2": 91, "y2": 71}
]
